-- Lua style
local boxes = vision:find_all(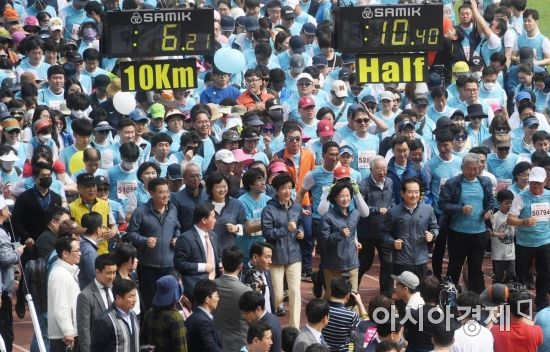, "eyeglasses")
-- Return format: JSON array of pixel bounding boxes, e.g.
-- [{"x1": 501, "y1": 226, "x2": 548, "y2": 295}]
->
[
  {"x1": 262, "y1": 127, "x2": 274, "y2": 133},
  {"x1": 246, "y1": 78, "x2": 261, "y2": 84},
  {"x1": 454, "y1": 134, "x2": 467, "y2": 141},
  {"x1": 298, "y1": 82, "x2": 312, "y2": 87},
  {"x1": 354, "y1": 118, "x2": 370, "y2": 124},
  {"x1": 285, "y1": 136, "x2": 301, "y2": 142}
]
